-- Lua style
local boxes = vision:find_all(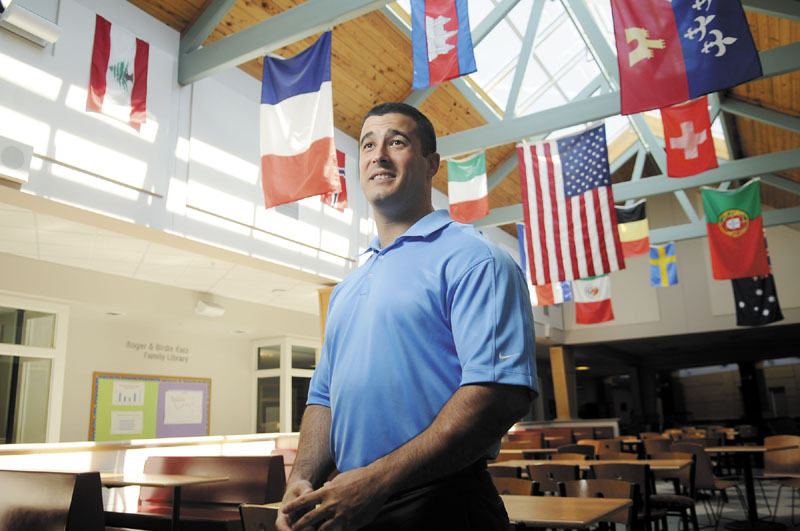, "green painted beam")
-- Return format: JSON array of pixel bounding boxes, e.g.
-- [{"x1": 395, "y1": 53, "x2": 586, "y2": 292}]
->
[
  {"x1": 762, "y1": 173, "x2": 800, "y2": 196},
  {"x1": 759, "y1": 41, "x2": 800, "y2": 79},
  {"x1": 505, "y1": 1, "x2": 545, "y2": 119},
  {"x1": 180, "y1": 0, "x2": 237, "y2": 54},
  {"x1": 564, "y1": 0, "x2": 619, "y2": 83},
  {"x1": 720, "y1": 99, "x2": 800, "y2": 135},
  {"x1": 487, "y1": 154, "x2": 519, "y2": 192},
  {"x1": 613, "y1": 148, "x2": 800, "y2": 201},
  {"x1": 179, "y1": 0, "x2": 392, "y2": 84},
  {"x1": 473, "y1": 0, "x2": 521, "y2": 44},
  {"x1": 650, "y1": 206, "x2": 800, "y2": 243},
  {"x1": 474, "y1": 149, "x2": 800, "y2": 228},
  {"x1": 610, "y1": 142, "x2": 641, "y2": 174},
  {"x1": 742, "y1": 0, "x2": 800, "y2": 22}
]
